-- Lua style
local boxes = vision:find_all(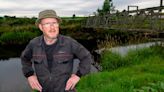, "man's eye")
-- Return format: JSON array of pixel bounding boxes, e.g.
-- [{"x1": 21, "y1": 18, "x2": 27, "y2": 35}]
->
[
  {"x1": 42, "y1": 22, "x2": 59, "y2": 27},
  {"x1": 45, "y1": 23, "x2": 50, "y2": 25},
  {"x1": 52, "y1": 22, "x2": 58, "y2": 24}
]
